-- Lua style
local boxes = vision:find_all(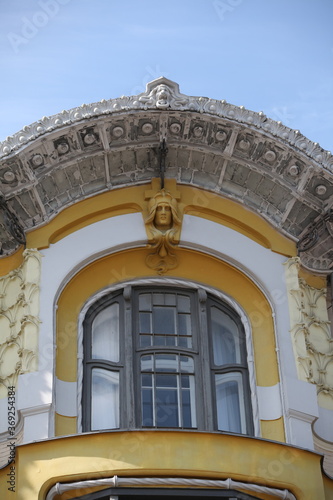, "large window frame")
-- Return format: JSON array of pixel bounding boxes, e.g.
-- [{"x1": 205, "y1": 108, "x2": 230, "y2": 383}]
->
[{"x1": 82, "y1": 284, "x2": 254, "y2": 435}]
